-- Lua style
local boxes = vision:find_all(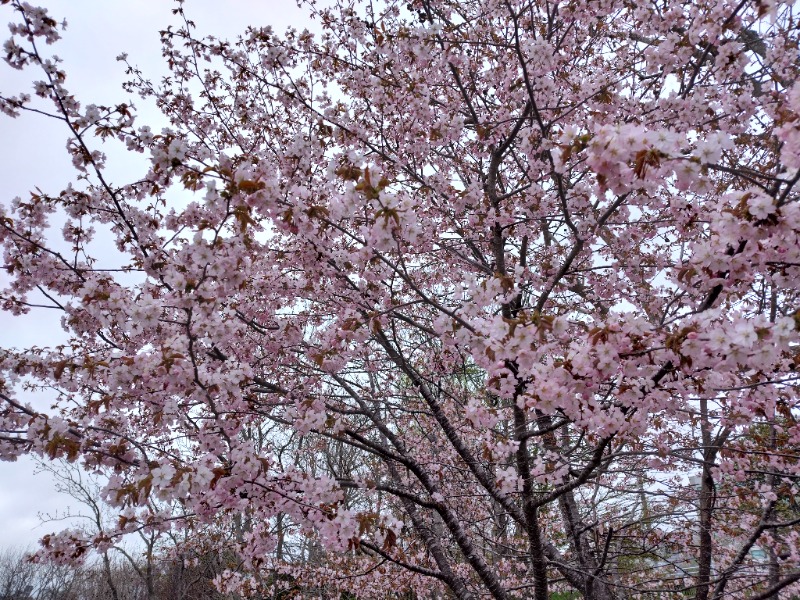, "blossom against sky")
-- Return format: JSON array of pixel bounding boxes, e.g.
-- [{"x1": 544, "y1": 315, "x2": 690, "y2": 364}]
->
[{"x1": 0, "y1": 0, "x2": 313, "y2": 550}]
